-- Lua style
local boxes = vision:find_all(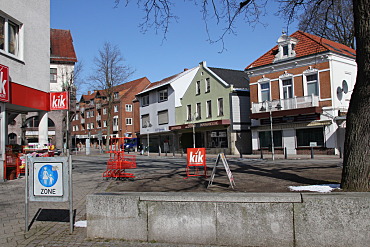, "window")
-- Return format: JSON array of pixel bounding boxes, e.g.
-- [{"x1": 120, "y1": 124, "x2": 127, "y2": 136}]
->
[
  {"x1": 158, "y1": 110, "x2": 169, "y2": 125},
  {"x1": 218, "y1": 98, "x2": 224, "y2": 116},
  {"x1": 103, "y1": 120, "x2": 107, "y2": 127},
  {"x1": 196, "y1": 103, "x2": 201, "y2": 119},
  {"x1": 91, "y1": 122, "x2": 94, "y2": 129},
  {"x1": 196, "y1": 81, "x2": 200, "y2": 95},
  {"x1": 0, "y1": 15, "x2": 22, "y2": 57},
  {"x1": 90, "y1": 111, "x2": 94, "y2": 117},
  {"x1": 142, "y1": 94, "x2": 149, "y2": 106},
  {"x1": 205, "y1": 78, "x2": 210, "y2": 93},
  {"x1": 259, "y1": 131, "x2": 282, "y2": 148},
  {"x1": 86, "y1": 111, "x2": 90, "y2": 118},
  {"x1": 125, "y1": 104, "x2": 132, "y2": 112},
  {"x1": 50, "y1": 68, "x2": 57, "y2": 83},
  {"x1": 142, "y1": 114, "x2": 150, "y2": 127},
  {"x1": 296, "y1": 128, "x2": 324, "y2": 147},
  {"x1": 260, "y1": 82, "x2": 270, "y2": 102},
  {"x1": 187, "y1": 105, "x2": 192, "y2": 121},
  {"x1": 113, "y1": 116, "x2": 119, "y2": 126},
  {"x1": 114, "y1": 92, "x2": 119, "y2": 99},
  {"x1": 207, "y1": 130, "x2": 228, "y2": 148},
  {"x1": 282, "y1": 79, "x2": 293, "y2": 99},
  {"x1": 126, "y1": 118, "x2": 132, "y2": 125},
  {"x1": 206, "y1": 100, "x2": 212, "y2": 118},
  {"x1": 103, "y1": 108, "x2": 107, "y2": 115},
  {"x1": 306, "y1": 74, "x2": 319, "y2": 96},
  {"x1": 283, "y1": 45, "x2": 289, "y2": 56},
  {"x1": 75, "y1": 114, "x2": 79, "y2": 120},
  {"x1": 158, "y1": 88, "x2": 168, "y2": 102},
  {"x1": 114, "y1": 105, "x2": 118, "y2": 112}
]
